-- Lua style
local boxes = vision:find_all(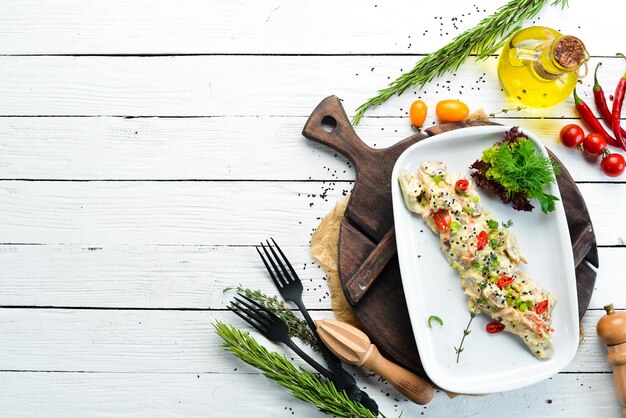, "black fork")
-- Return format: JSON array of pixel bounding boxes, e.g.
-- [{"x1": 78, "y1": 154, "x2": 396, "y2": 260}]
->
[
  {"x1": 256, "y1": 238, "x2": 311, "y2": 326},
  {"x1": 256, "y1": 238, "x2": 379, "y2": 415},
  {"x1": 228, "y1": 293, "x2": 333, "y2": 380}
]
